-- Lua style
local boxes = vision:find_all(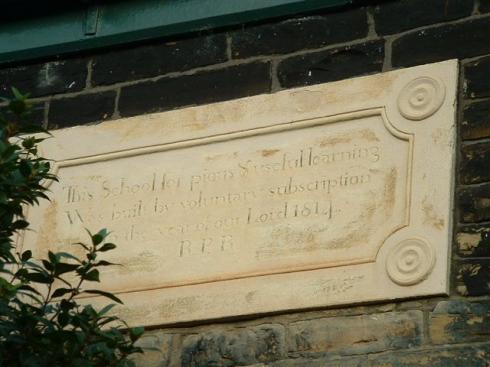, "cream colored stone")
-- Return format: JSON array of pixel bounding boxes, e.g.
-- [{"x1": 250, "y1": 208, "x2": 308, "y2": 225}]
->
[{"x1": 22, "y1": 60, "x2": 458, "y2": 326}]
